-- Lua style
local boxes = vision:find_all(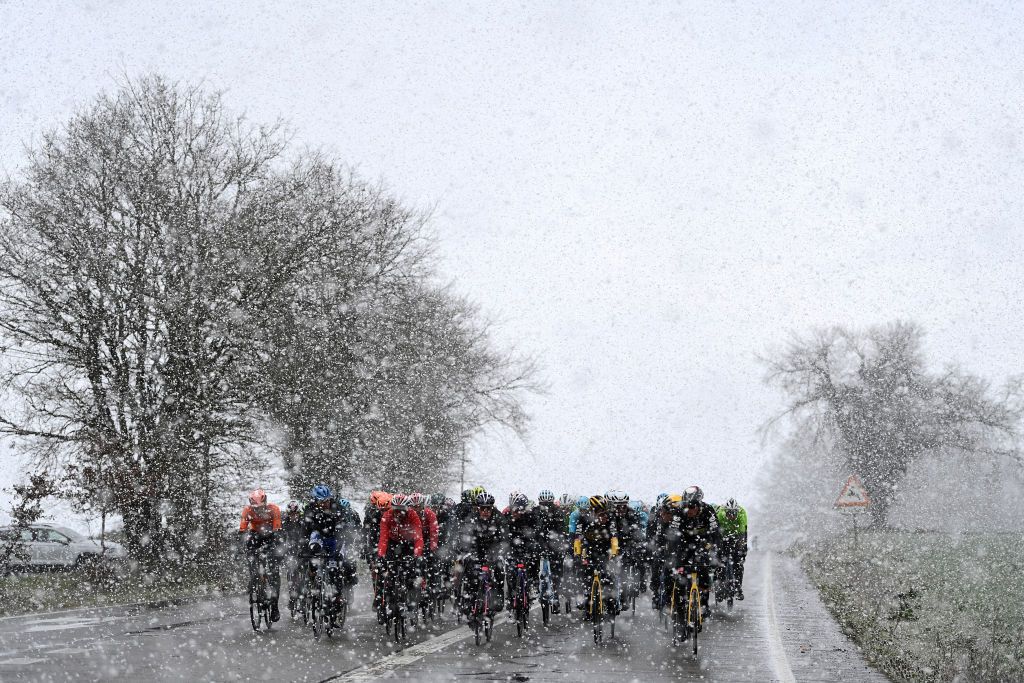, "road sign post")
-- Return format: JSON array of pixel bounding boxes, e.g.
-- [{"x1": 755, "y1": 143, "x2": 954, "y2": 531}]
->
[{"x1": 834, "y1": 475, "x2": 870, "y2": 552}]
